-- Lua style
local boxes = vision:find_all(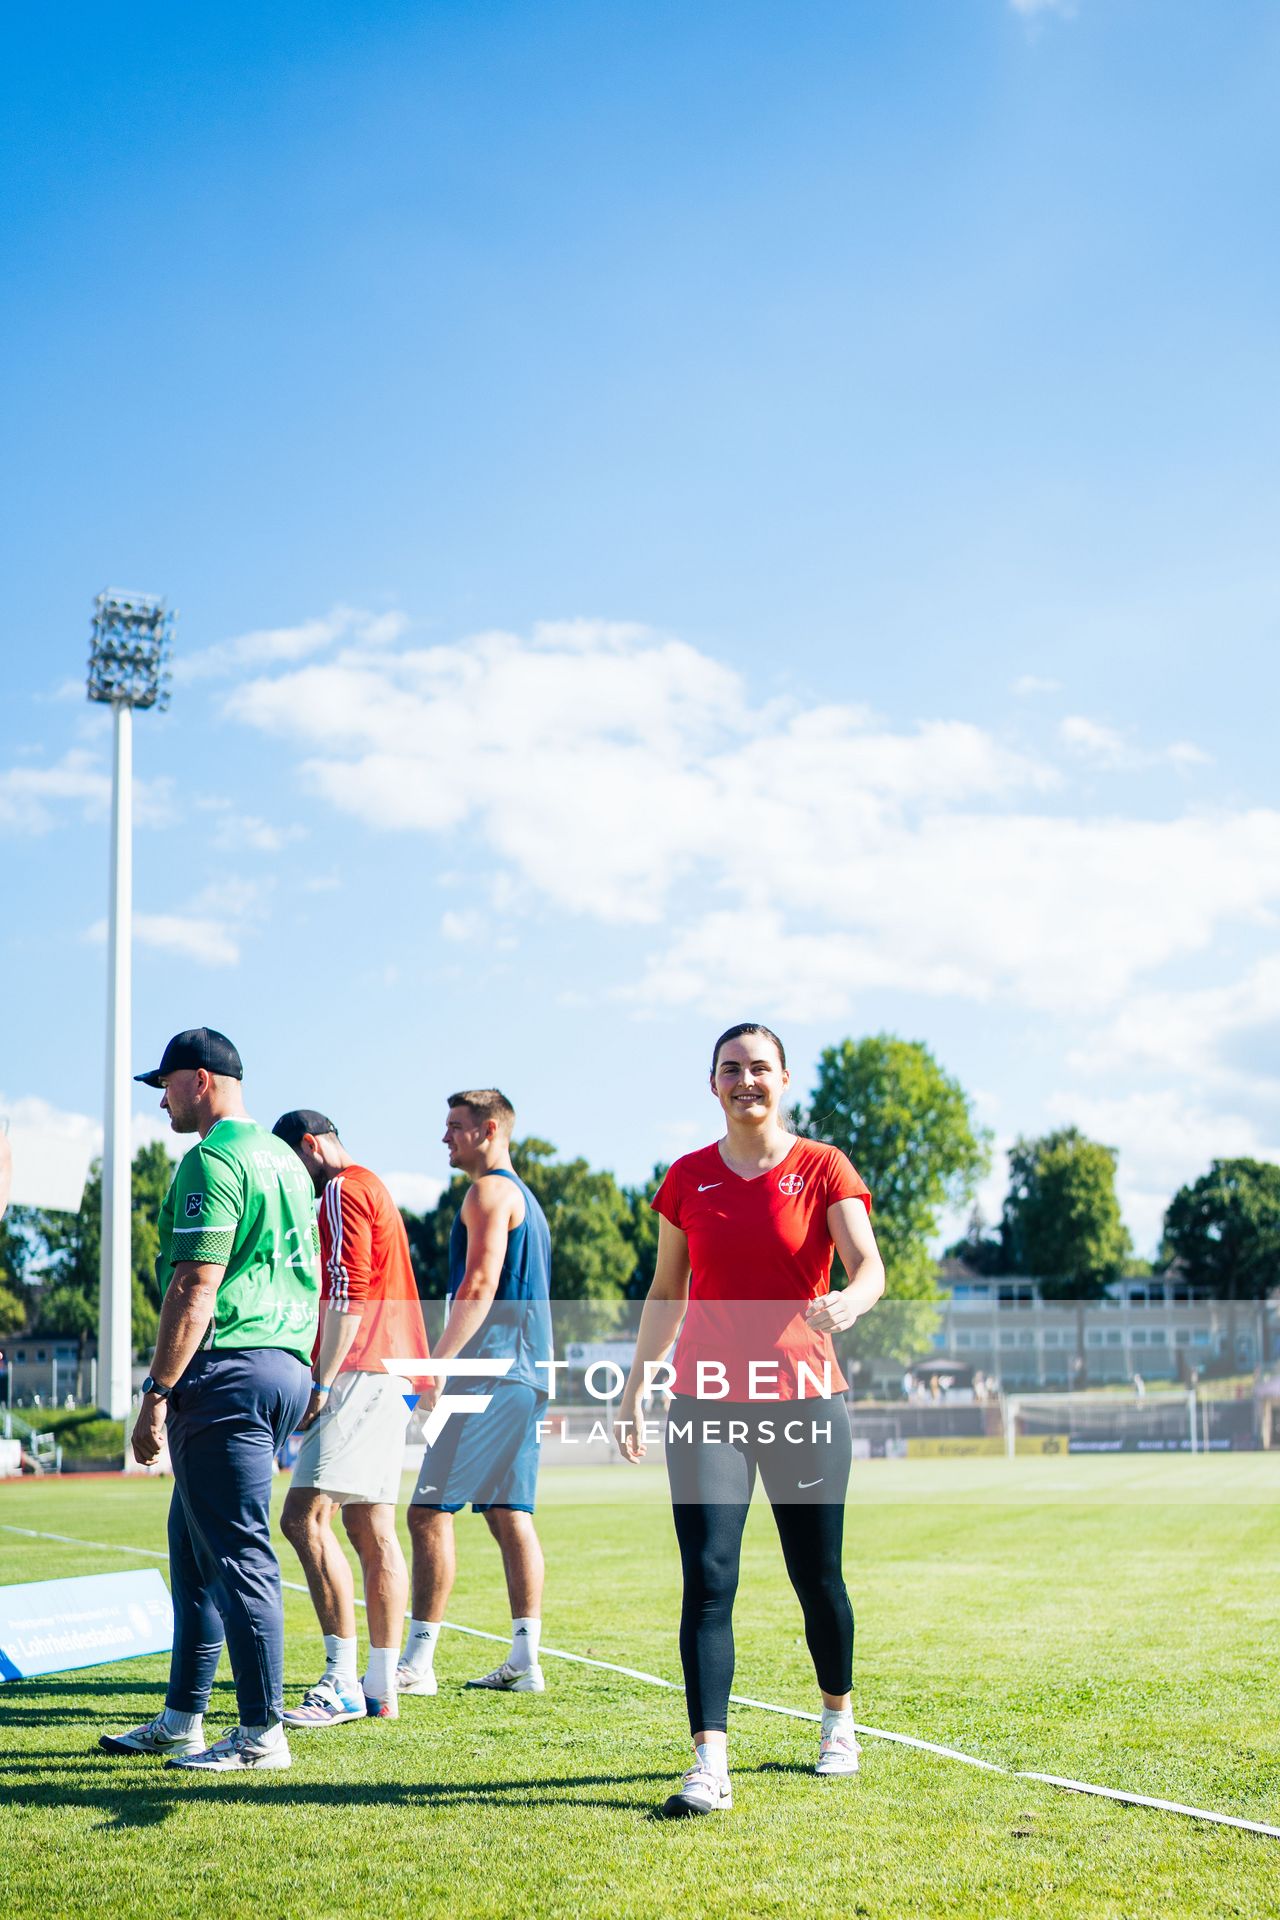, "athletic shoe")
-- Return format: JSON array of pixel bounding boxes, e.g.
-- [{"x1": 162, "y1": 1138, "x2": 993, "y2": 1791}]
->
[
  {"x1": 816, "y1": 1728, "x2": 861, "y2": 1776},
  {"x1": 395, "y1": 1662, "x2": 439, "y2": 1696},
  {"x1": 165, "y1": 1725, "x2": 292, "y2": 1772},
  {"x1": 363, "y1": 1691, "x2": 399, "y2": 1720},
  {"x1": 464, "y1": 1660, "x2": 545, "y2": 1693},
  {"x1": 282, "y1": 1679, "x2": 367, "y2": 1729},
  {"x1": 98, "y1": 1716, "x2": 204, "y2": 1759},
  {"x1": 660, "y1": 1764, "x2": 733, "y2": 1817}
]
